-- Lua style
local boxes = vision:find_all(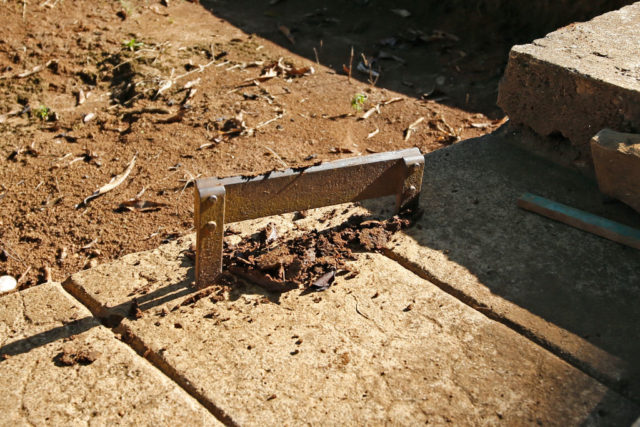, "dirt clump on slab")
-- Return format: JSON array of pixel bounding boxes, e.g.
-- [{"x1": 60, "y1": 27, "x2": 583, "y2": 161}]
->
[
  {"x1": 55, "y1": 338, "x2": 101, "y2": 366},
  {"x1": 223, "y1": 211, "x2": 414, "y2": 293}
]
